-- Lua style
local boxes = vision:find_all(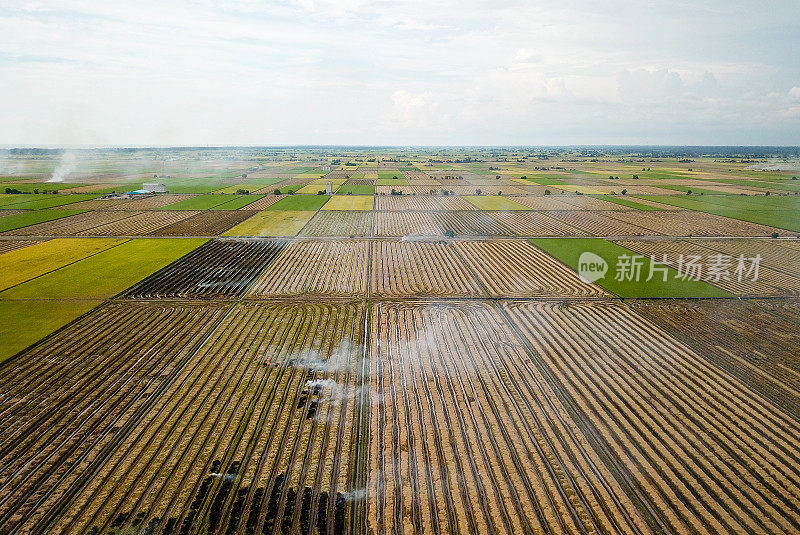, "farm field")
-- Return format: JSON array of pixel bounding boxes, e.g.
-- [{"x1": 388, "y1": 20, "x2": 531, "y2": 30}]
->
[
  {"x1": 224, "y1": 210, "x2": 316, "y2": 237},
  {"x1": 1, "y1": 147, "x2": 799, "y2": 535}
]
